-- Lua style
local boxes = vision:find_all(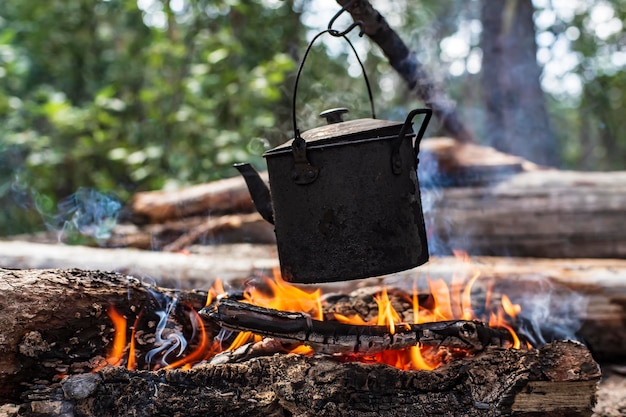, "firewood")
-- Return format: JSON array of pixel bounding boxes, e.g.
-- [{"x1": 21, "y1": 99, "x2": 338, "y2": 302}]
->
[
  {"x1": 0, "y1": 267, "x2": 607, "y2": 416},
  {"x1": 201, "y1": 298, "x2": 514, "y2": 354},
  {"x1": 426, "y1": 169, "x2": 626, "y2": 259},
  {"x1": 129, "y1": 172, "x2": 268, "y2": 224},
  {"x1": 2, "y1": 248, "x2": 626, "y2": 361},
  {"x1": 21, "y1": 340, "x2": 600, "y2": 417},
  {"x1": 0, "y1": 268, "x2": 208, "y2": 404}
]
